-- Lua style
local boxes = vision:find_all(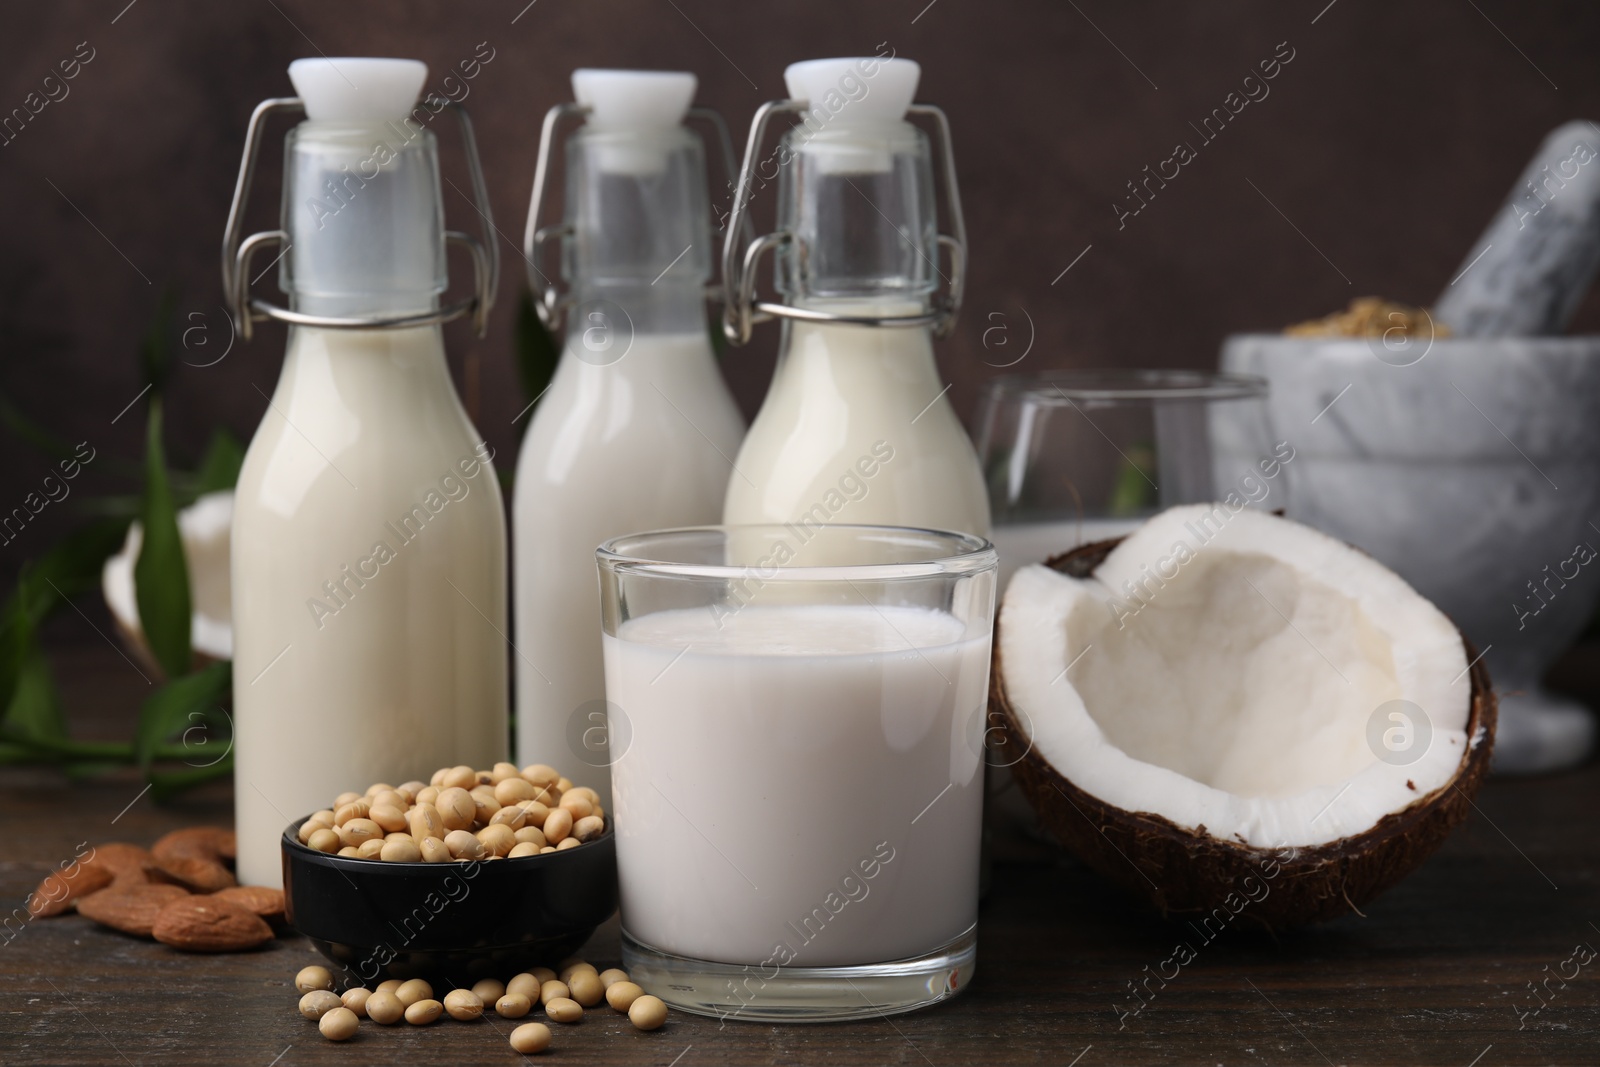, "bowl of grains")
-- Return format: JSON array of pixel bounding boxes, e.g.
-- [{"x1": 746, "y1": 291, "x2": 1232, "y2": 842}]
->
[{"x1": 282, "y1": 762, "x2": 617, "y2": 986}]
